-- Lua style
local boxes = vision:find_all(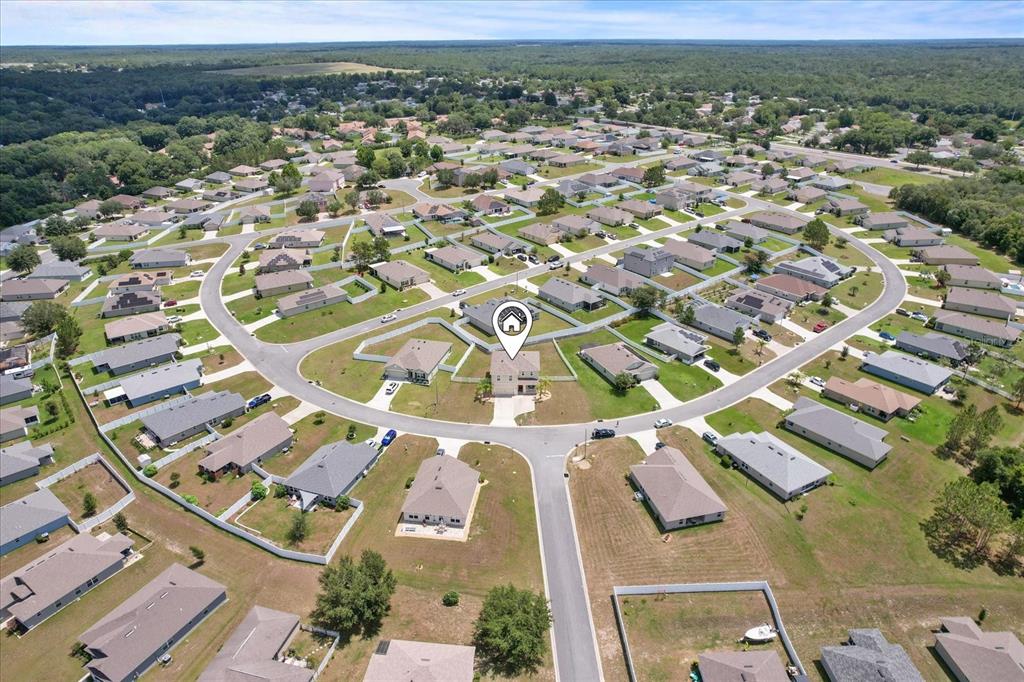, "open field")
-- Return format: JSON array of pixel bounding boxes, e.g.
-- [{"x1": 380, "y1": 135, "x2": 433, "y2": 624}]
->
[{"x1": 212, "y1": 61, "x2": 414, "y2": 77}]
